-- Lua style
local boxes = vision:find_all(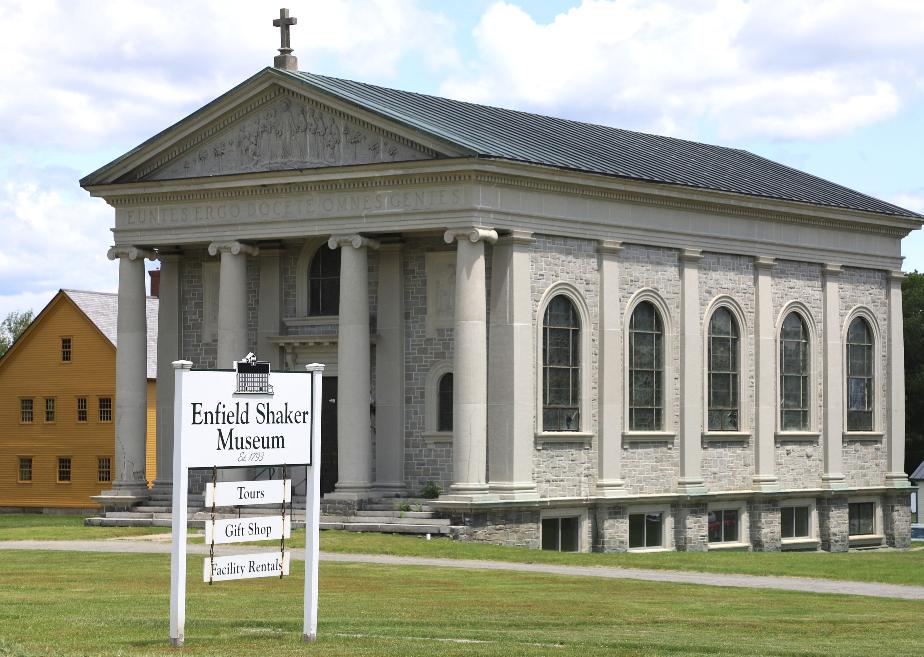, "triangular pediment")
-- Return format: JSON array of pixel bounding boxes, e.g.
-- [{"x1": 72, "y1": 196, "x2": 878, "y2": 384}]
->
[{"x1": 130, "y1": 86, "x2": 440, "y2": 182}]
